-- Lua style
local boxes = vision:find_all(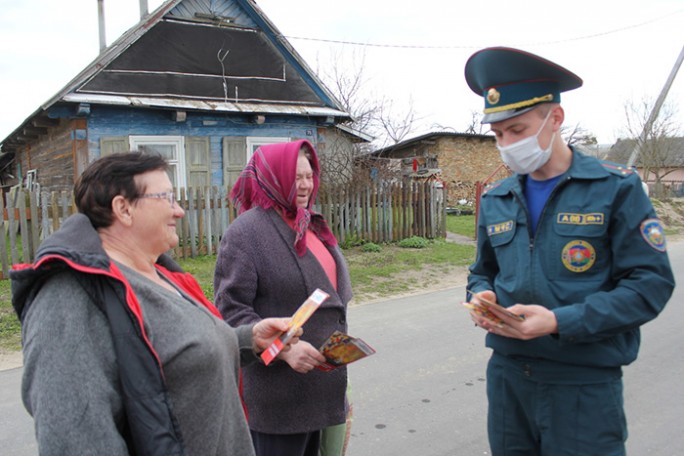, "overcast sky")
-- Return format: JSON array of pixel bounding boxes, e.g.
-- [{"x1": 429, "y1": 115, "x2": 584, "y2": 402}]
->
[{"x1": 1, "y1": 0, "x2": 682, "y2": 146}]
